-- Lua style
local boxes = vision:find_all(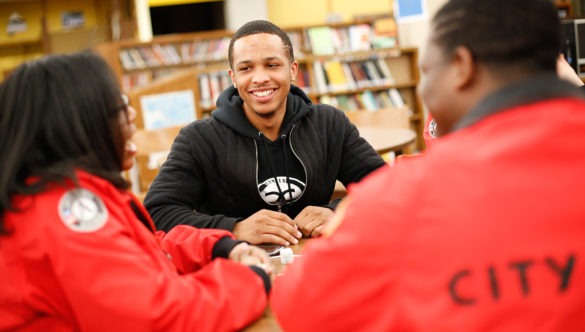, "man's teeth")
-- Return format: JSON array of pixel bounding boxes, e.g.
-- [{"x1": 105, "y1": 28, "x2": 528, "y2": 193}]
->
[{"x1": 253, "y1": 89, "x2": 274, "y2": 97}]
